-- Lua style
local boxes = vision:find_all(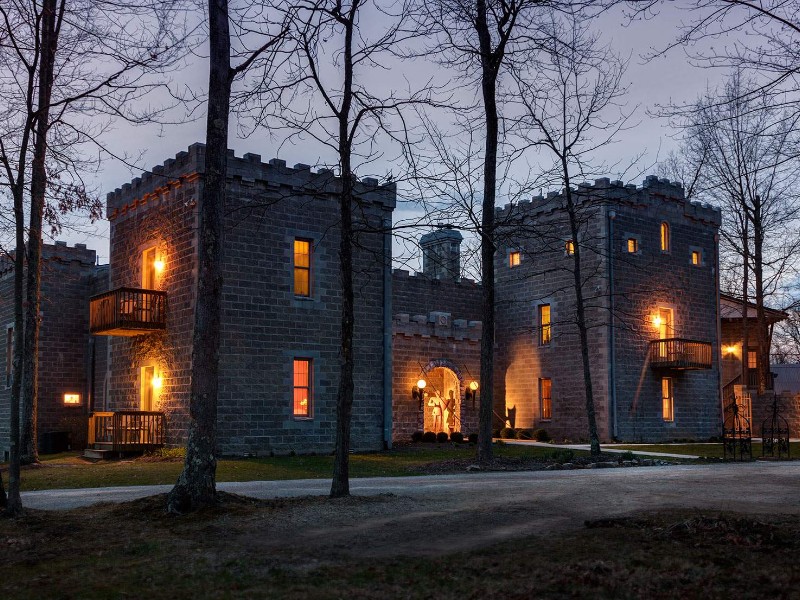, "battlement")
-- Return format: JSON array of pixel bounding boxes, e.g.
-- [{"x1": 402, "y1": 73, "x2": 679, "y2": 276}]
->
[
  {"x1": 106, "y1": 143, "x2": 397, "y2": 218},
  {"x1": 393, "y1": 312, "x2": 482, "y2": 342},
  {"x1": 495, "y1": 175, "x2": 721, "y2": 227}
]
